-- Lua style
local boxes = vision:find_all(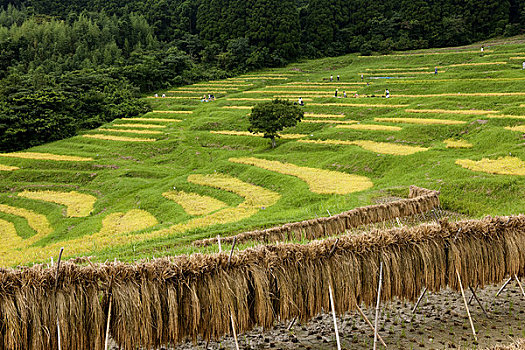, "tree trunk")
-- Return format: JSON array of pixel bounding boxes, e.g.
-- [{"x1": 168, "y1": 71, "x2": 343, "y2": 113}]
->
[{"x1": 271, "y1": 137, "x2": 276, "y2": 148}]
